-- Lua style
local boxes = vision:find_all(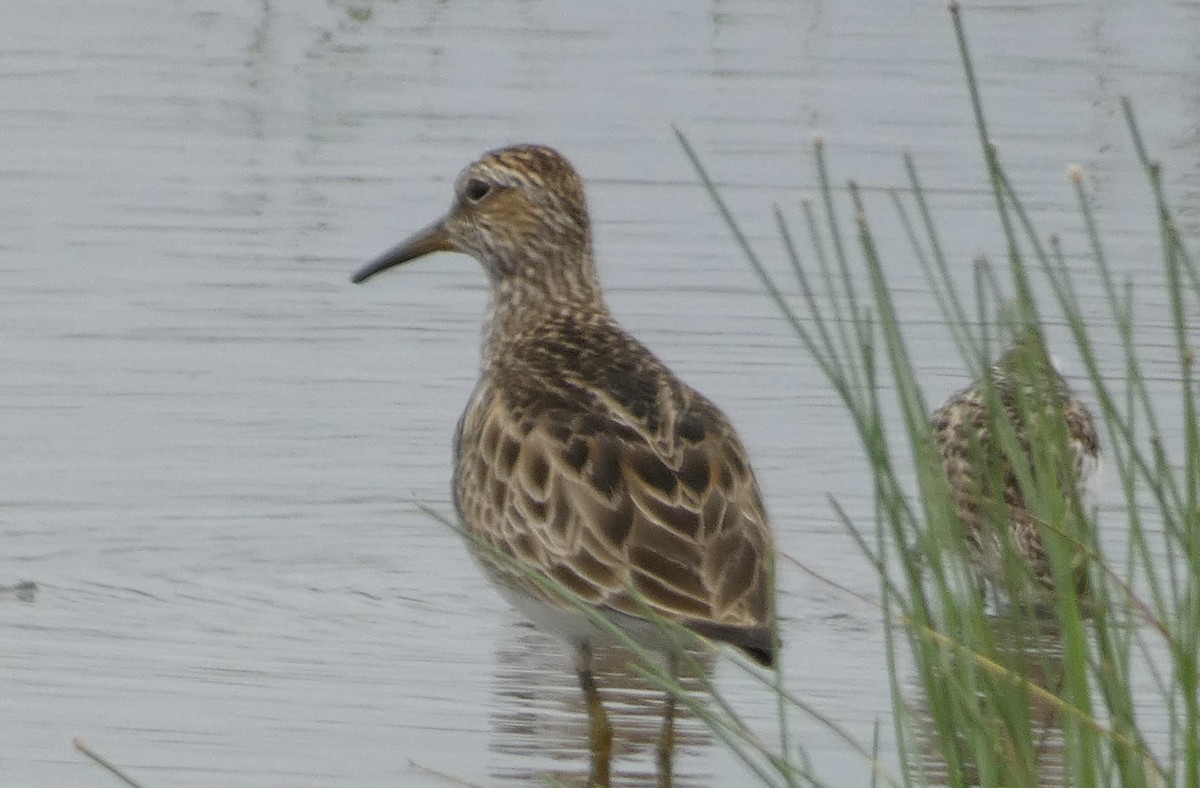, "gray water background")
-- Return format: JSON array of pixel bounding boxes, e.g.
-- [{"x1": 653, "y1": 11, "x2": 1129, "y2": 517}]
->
[{"x1": 3, "y1": 1, "x2": 1198, "y2": 785}]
